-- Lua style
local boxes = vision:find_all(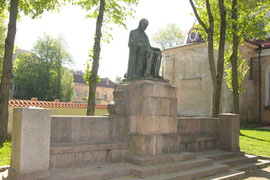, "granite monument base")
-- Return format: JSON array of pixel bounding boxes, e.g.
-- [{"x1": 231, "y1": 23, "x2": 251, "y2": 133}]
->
[{"x1": 111, "y1": 80, "x2": 180, "y2": 156}]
